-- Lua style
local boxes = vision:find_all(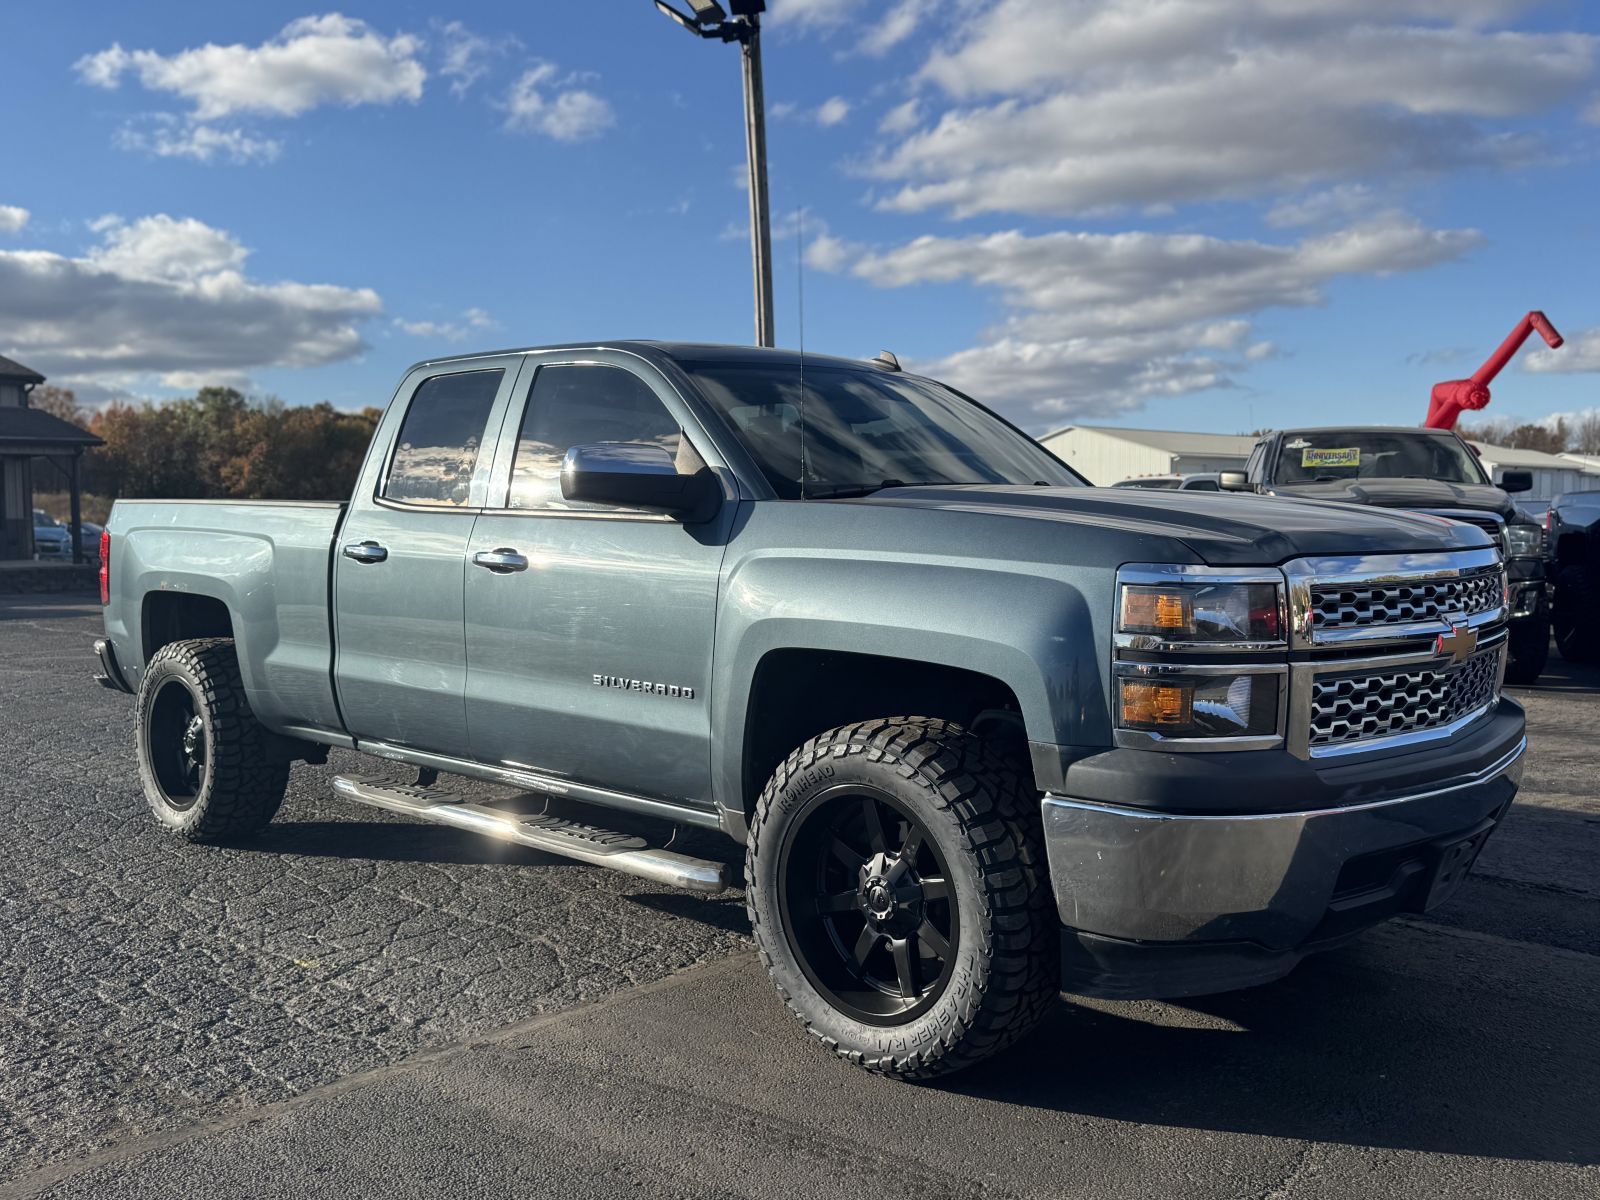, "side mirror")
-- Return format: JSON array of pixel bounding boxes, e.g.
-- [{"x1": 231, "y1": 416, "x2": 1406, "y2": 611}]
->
[
  {"x1": 1499, "y1": 469, "x2": 1533, "y2": 494},
  {"x1": 1218, "y1": 470, "x2": 1250, "y2": 492},
  {"x1": 560, "y1": 442, "x2": 720, "y2": 522}
]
